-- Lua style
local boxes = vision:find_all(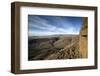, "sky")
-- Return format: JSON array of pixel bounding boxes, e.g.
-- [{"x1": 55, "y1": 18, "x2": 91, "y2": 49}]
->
[{"x1": 28, "y1": 15, "x2": 83, "y2": 36}]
